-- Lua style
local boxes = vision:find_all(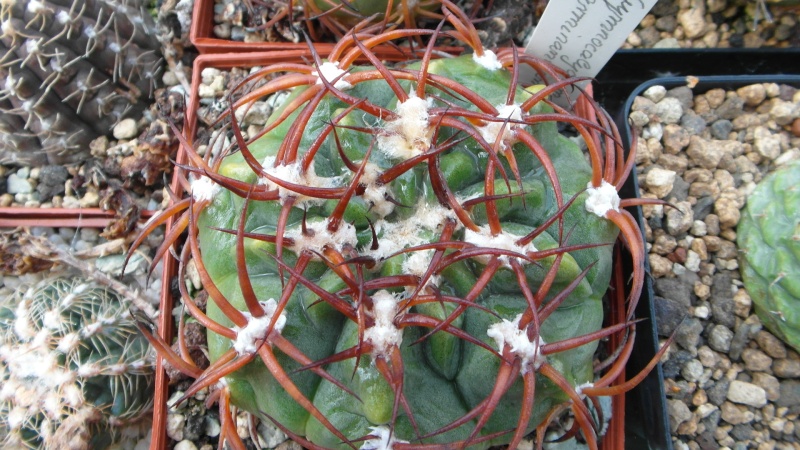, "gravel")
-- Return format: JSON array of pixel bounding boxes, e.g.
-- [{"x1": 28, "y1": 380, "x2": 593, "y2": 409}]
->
[
  {"x1": 627, "y1": 0, "x2": 800, "y2": 49},
  {"x1": 633, "y1": 80, "x2": 800, "y2": 449}
]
